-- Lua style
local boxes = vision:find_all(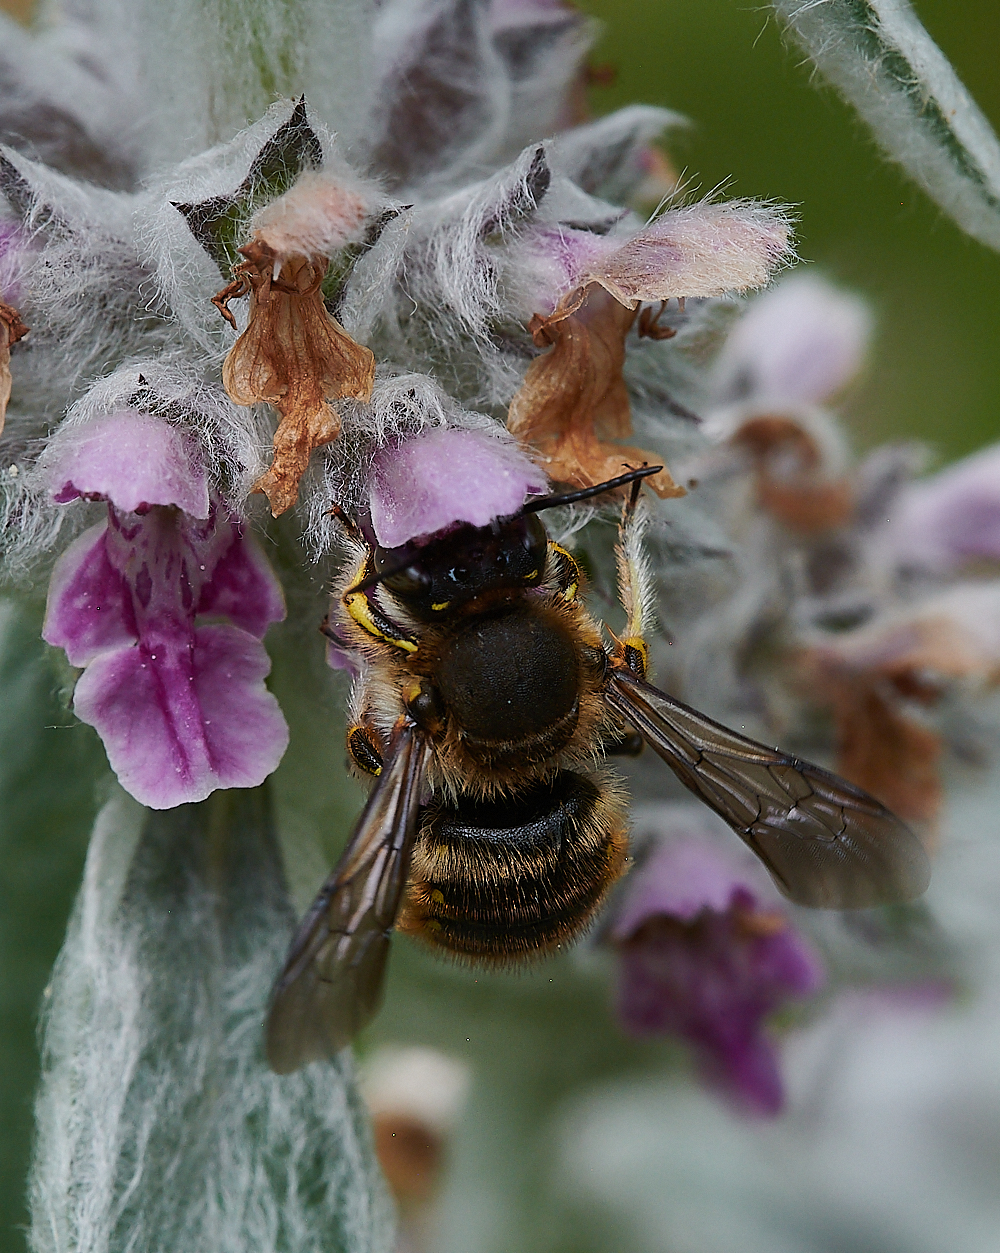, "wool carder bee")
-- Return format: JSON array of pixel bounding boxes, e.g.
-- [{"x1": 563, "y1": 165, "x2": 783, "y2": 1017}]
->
[{"x1": 266, "y1": 464, "x2": 930, "y2": 1073}]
